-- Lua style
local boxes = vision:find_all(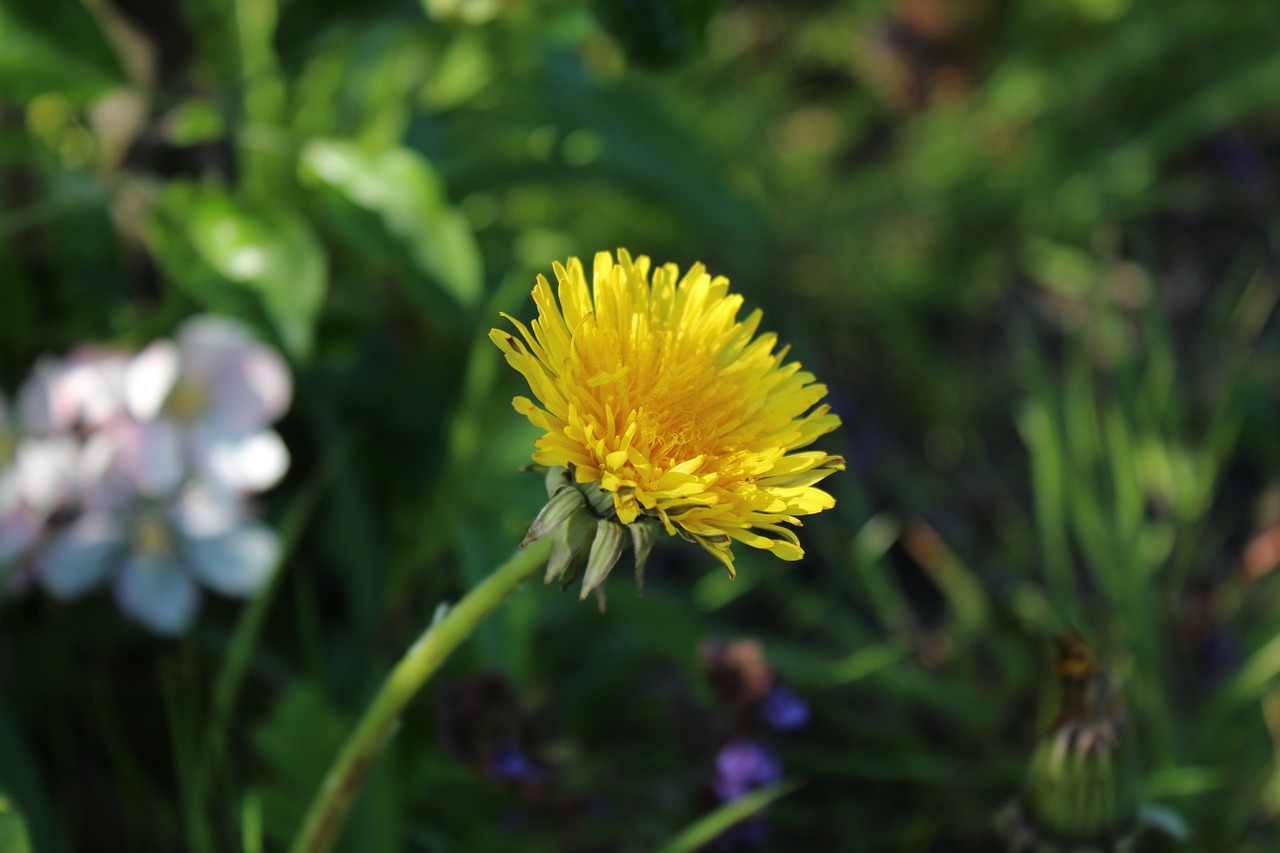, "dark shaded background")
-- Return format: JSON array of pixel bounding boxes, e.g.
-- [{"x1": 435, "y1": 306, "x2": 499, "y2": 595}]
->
[{"x1": 3, "y1": 0, "x2": 1280, "y2": 850}]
